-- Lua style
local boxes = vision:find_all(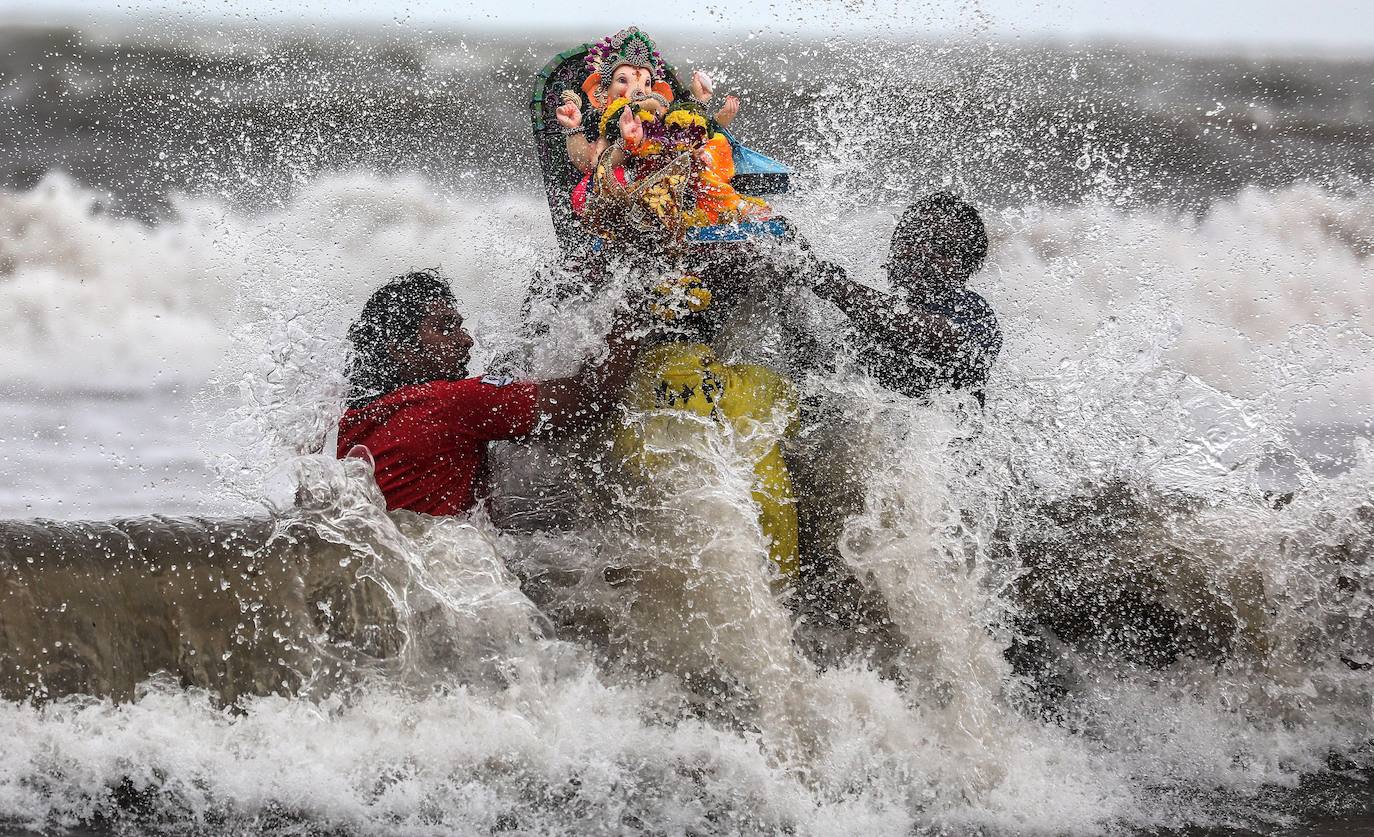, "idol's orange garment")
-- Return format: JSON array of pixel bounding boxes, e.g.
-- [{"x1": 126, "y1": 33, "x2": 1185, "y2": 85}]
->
[{"x1": 688, "y1": 134, "x2": 770, "y2": 225}]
